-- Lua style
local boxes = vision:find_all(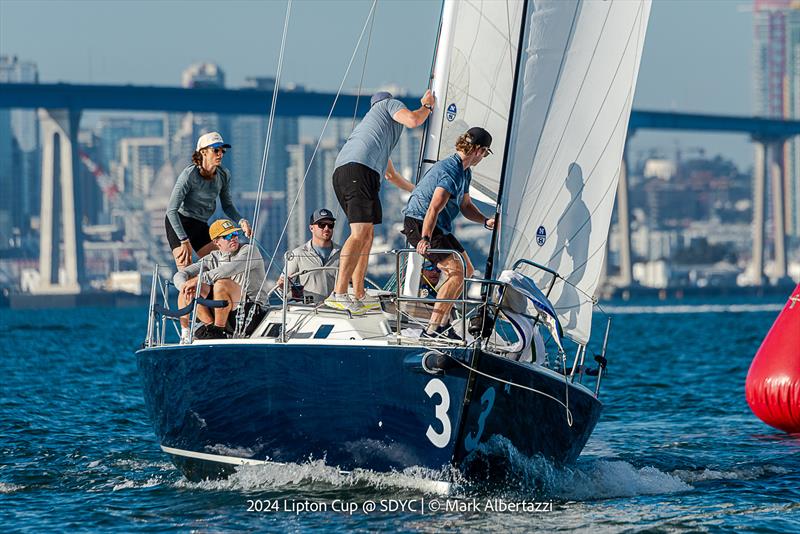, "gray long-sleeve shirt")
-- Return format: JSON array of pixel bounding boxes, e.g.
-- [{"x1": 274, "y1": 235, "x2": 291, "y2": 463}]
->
[
  {"x1": 166, "y1": 164, "x2": 245, "y2": 241},
  {"x1": 174, "y1": 243, "x2": 268, "y2": 305},
  {"x1": 283, "y1": 240, "x2": 341, "y2": 303}
]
